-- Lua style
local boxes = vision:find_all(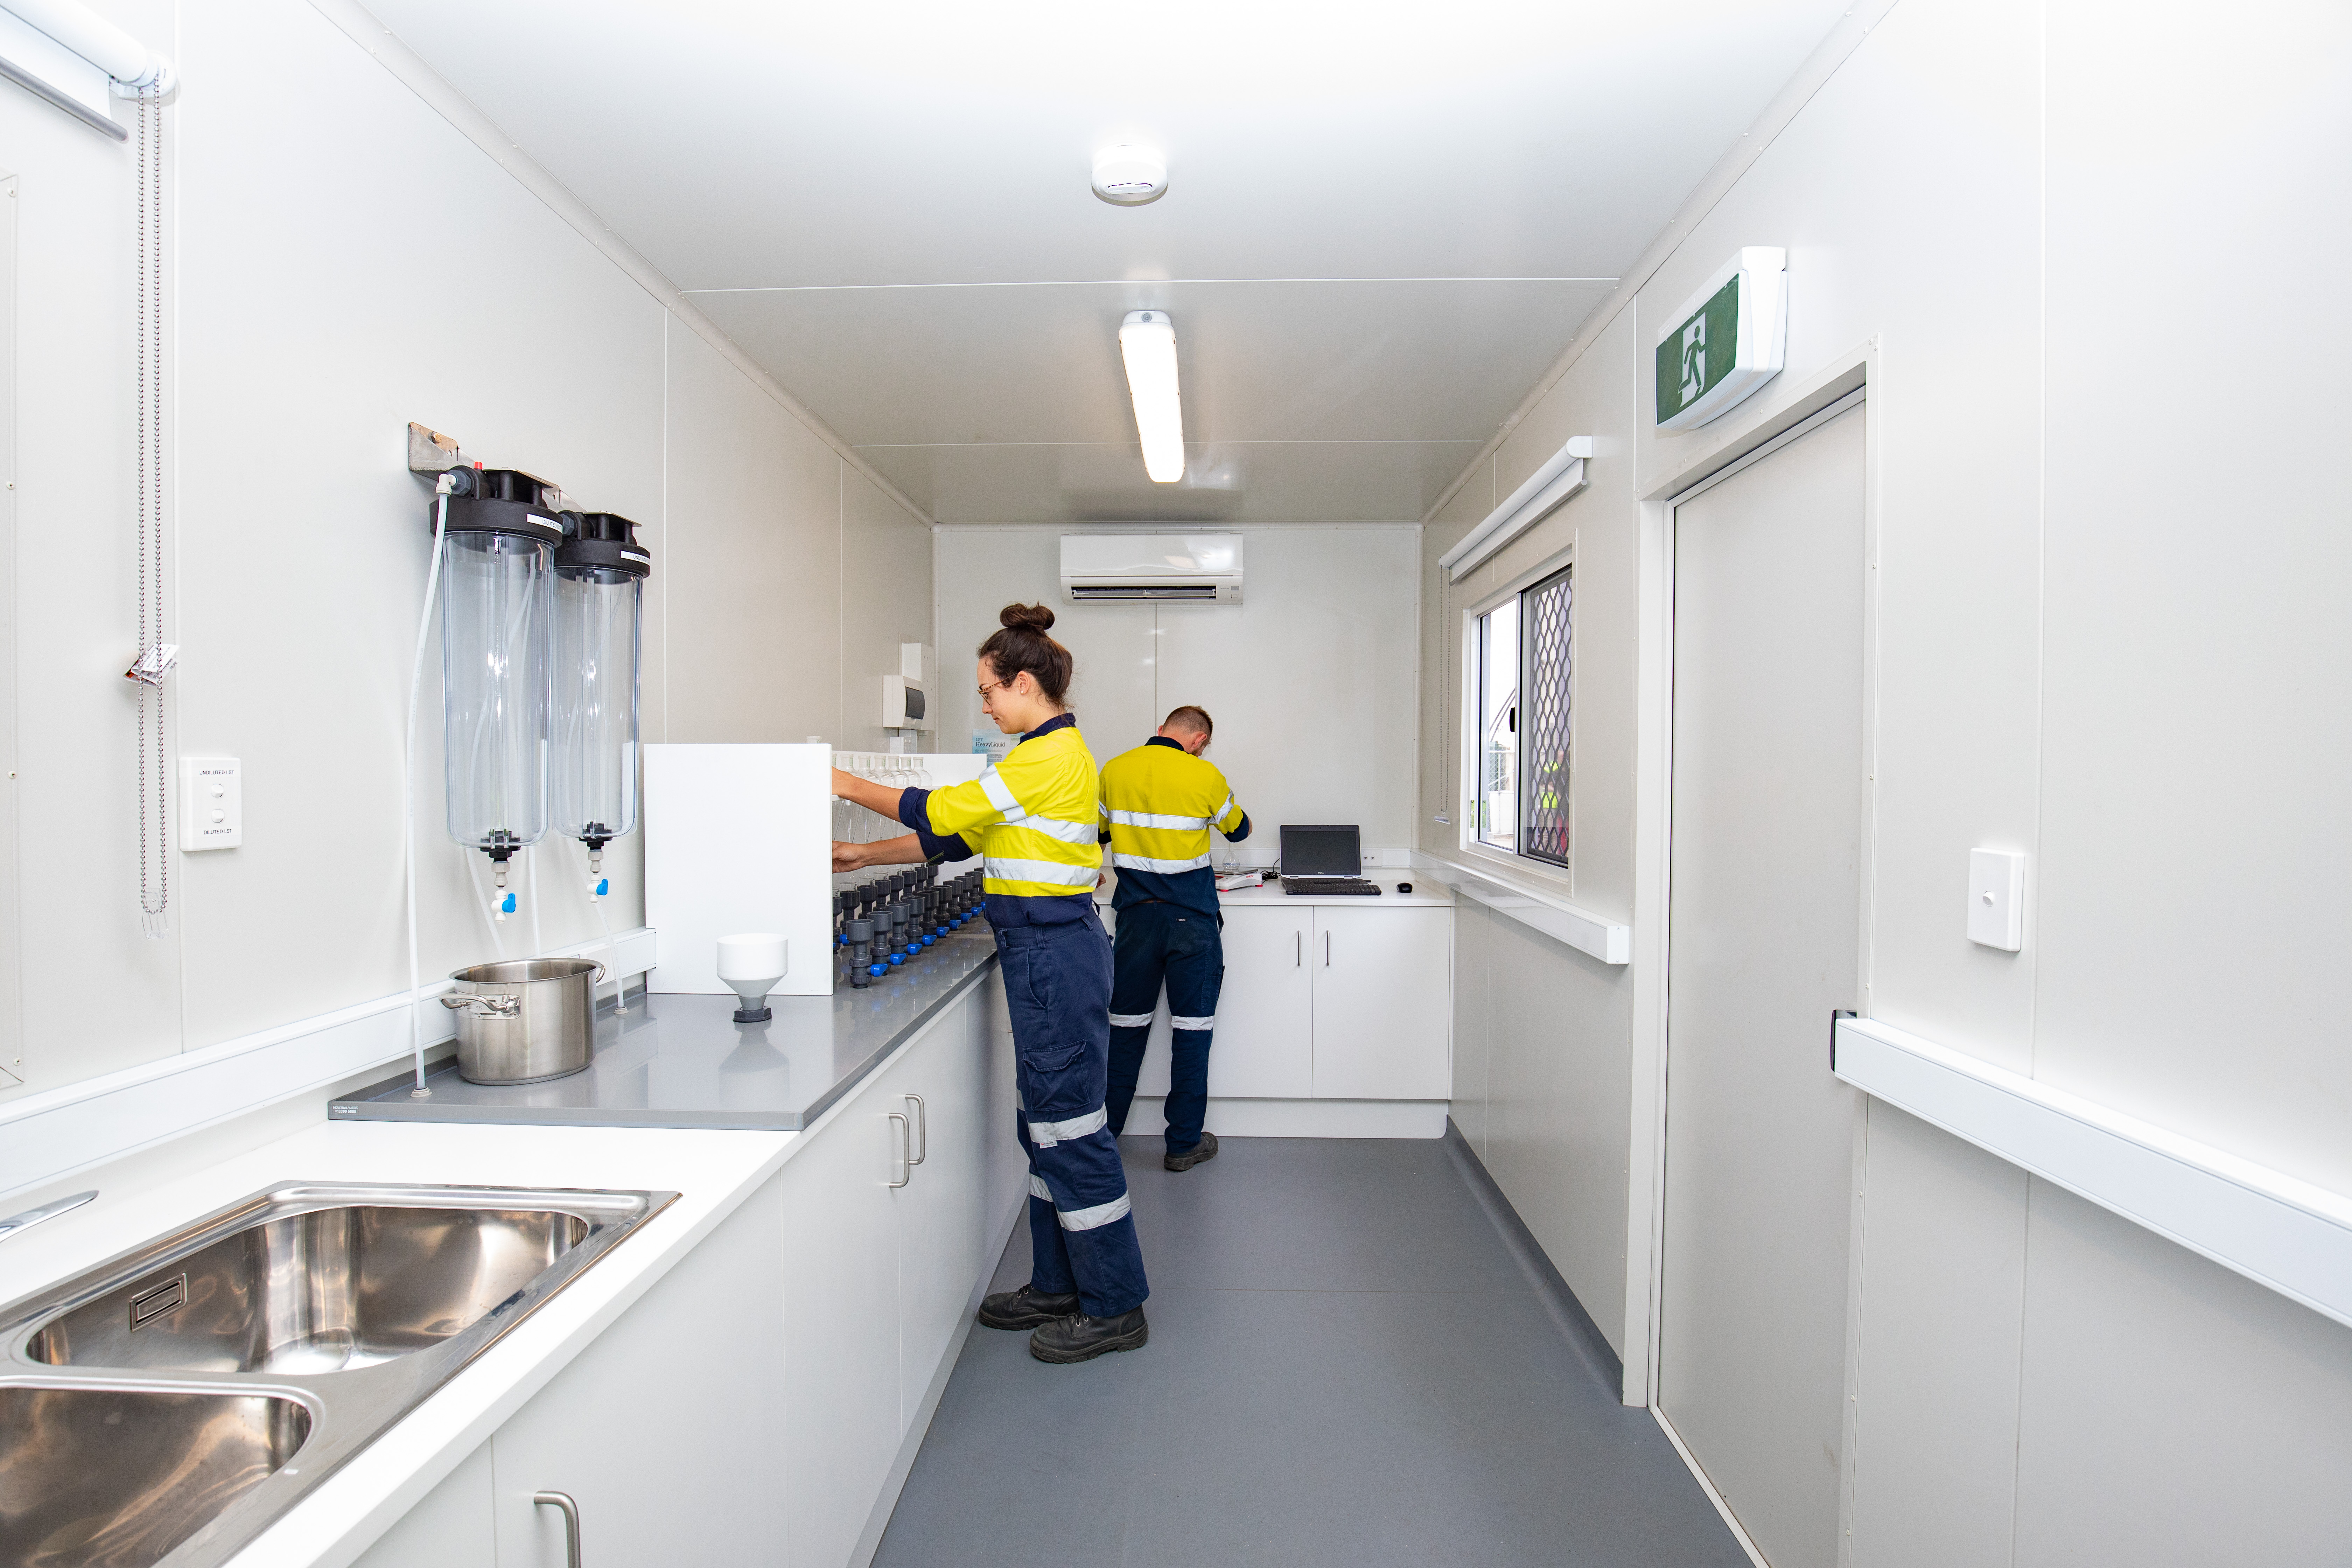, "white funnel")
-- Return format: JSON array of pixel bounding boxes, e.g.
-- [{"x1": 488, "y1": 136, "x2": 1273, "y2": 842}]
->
[{"x1": 716, "y1": 933, "x2": 788, "y2": 1022}]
